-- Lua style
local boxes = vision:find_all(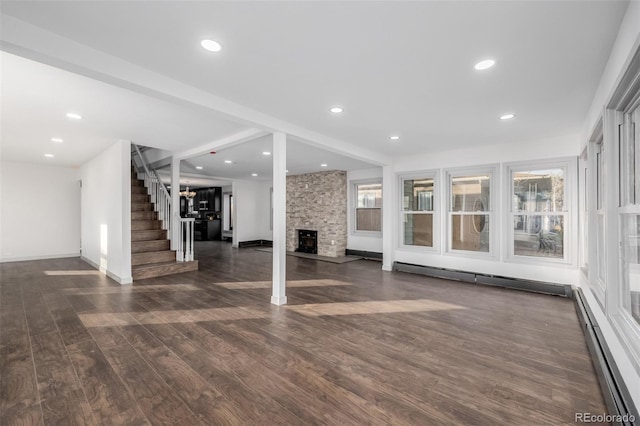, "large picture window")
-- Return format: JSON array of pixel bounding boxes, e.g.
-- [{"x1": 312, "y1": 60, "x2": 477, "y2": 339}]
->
[
  {"x1": 354, "y1": 181, "x2": 381, "y2": 232},
  {"x1": 510, "y1": 167, "x2": 567, "y2": 260},
  {"x1": 446, "y1": 168, "x2": 495, "y2": 255},
  {"x1": 401, "y1": 176, "x2": 435, "y2": 247}
]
